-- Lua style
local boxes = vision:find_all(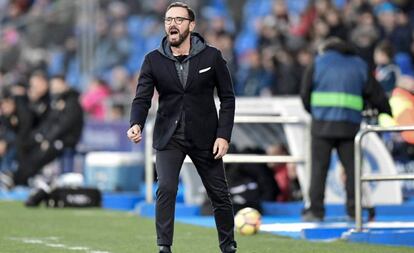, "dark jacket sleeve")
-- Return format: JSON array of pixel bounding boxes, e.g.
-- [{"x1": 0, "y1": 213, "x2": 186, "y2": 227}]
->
[
  {"x1": 300, "y1": 62, "x2": 314, "y2": 113},
  {"x1": 214, "y1": 50, "x2": 235, "y2": 142},
  {"x1": 14, "y1": 95, "x2": 34, "y2": 148},
  {"x1": 130, "y1": 55, "x2": 156, "y2": 130},
  {"x1": 44, "y1": 95, "x2": 83, "y2": 143},
  {"x1": 363, "y1": 69, "x2": 392, "y2": 116},
  {"x1": 0, "y1": 118, "x2": 15, "y2": 146}
]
